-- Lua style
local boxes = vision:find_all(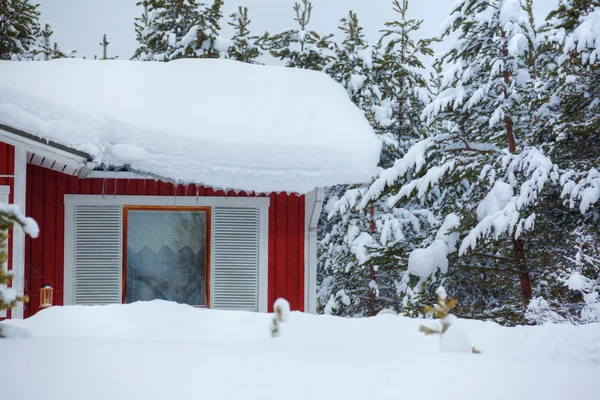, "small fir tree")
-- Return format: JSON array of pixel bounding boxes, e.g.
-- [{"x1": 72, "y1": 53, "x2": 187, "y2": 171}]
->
[
  {"x1": 261, "y1": 0, "x2": 335, "y2": 70},
  {"x1": 0, "y1": 0, "x2": 40, "y2": 60},
  {"x1": 132, "y1": 0, "x2": 227, "y2": 61},
  {"x1": 0, "y1": 203, "x2": 38, "y2": 323},
  {"x1": 99, "y1": 33, "x2": 110, "y2": 60},
  {"x1": 33, "y1": 22, "x2": 74, "y2": 60},
  {"x1": 227, "y1": 6, "x2": 261, "y2": 63}
]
